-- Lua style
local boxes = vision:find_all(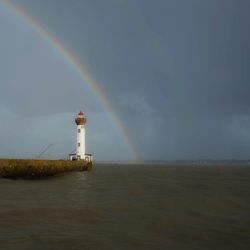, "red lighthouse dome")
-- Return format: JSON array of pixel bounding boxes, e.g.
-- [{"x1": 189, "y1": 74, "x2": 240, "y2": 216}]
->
[{"x1": 75, "y1": 111, "x2": 87, "y2": 125}]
